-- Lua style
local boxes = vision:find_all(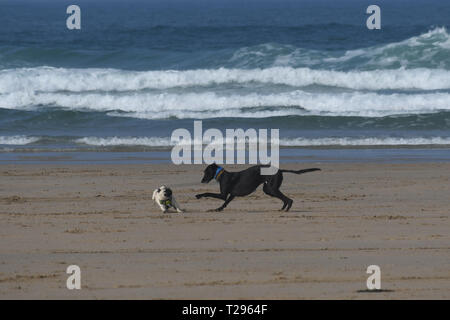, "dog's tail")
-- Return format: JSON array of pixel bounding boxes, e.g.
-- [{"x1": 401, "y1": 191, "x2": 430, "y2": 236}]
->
[{"x1": 280, "y1": 168, "x2": 321, "y2": 175}]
